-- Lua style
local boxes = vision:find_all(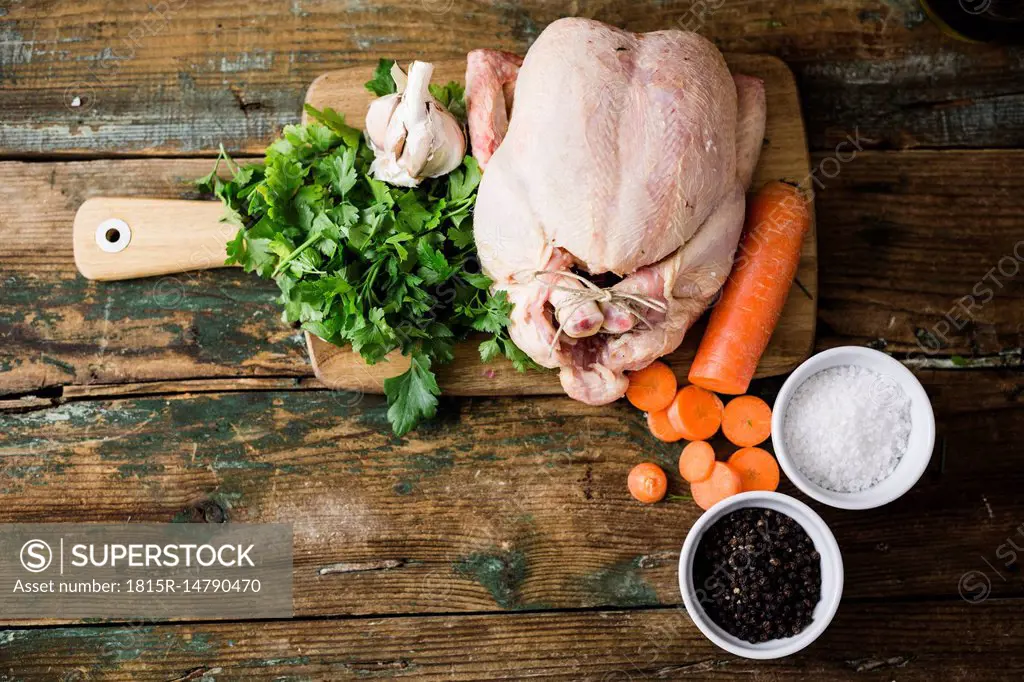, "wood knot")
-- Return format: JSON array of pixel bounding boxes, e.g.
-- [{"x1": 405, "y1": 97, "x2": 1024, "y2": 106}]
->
[{"x1": 178, "y1": 498, "x2": 228, "y2": 524}]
